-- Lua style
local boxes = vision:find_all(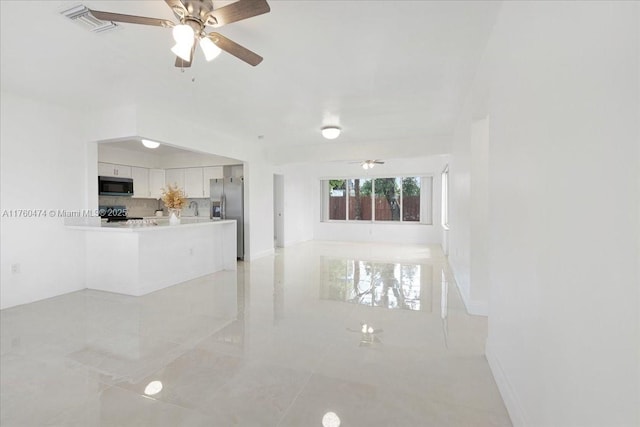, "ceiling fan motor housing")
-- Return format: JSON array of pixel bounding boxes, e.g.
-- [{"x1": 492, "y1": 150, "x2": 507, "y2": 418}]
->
[{"x1": 181, "y1": 0, "x2": 217, "y2": 26}]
